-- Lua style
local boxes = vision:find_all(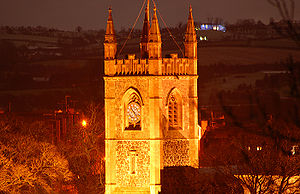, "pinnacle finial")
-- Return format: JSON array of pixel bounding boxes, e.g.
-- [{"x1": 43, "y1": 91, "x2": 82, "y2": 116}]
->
[
  {"x1": 104, "y1": 4, "x2": 117, "y2": 60},
  {"x1": 152, "y1": 3, "x2": 157, "y2": 20},
  {"x1": 106, "y1": 6, "x2": 116, "y2": 37},
  {"x1": 185, "y1": 3, "x2": 196, "y2": 43},
  {"x1": 149, "y1": 0, "x2": 161, "y2": 44},
  {"x1": 188, "y1": 4, "x2": 194, "y2": 20},
  {"x1": 108, "y1": 6, "x2": 113, "y2": 21},
  {"x1": 145, "y1": 0, "x2": 149, "y2": 18}
]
